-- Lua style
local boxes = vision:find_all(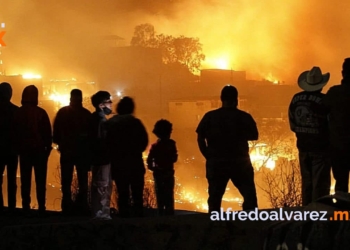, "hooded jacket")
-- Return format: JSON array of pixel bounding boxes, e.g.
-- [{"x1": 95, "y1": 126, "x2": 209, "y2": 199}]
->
[
  {"x1": 13, "y1": 85, "x2": 52, "y2": 154},
  {"x1": 0, "y1": 83, "x2": 19, "y2": 154}
]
